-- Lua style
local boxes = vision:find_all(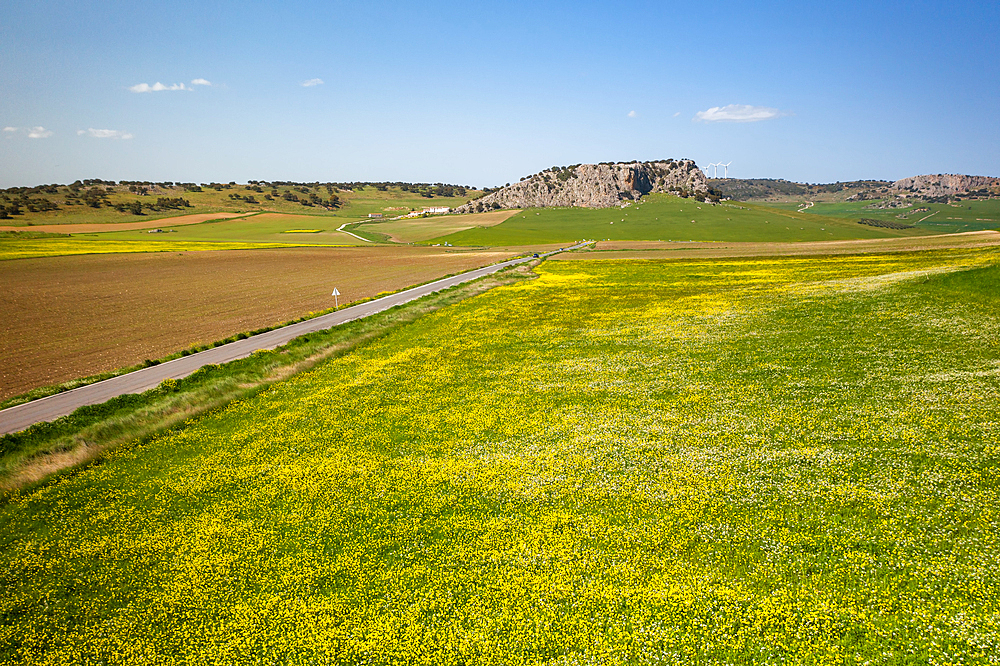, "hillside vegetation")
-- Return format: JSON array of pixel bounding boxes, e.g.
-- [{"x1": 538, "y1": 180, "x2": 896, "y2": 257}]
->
[
  {"x1": 0, "y1": 181, "x2": 481, "y2": 227},
  {"x1": 2, "y1": 247, "x2": 997, "y2": 663},
  {"x1": 709, "y1": 178, "x2": 892, "y2": 202}
]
